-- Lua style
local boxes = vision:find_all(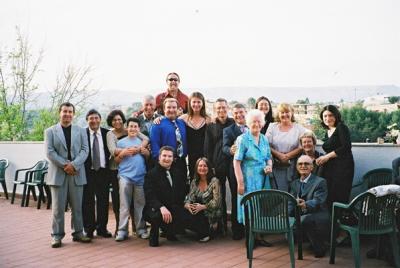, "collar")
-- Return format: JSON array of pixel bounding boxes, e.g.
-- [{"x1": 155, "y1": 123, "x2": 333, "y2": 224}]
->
[
  {"x1": 142, "y1": 113, "x2": 156, "y2": 121},
  {"x1": 300, "y1": 173, "x2": 312, "y2": 184},
  {"x1": 89, "y1": 128, "x2": 100, "y2": 135},
  {"x1": 163, "y1": 89, "x2": 181, "y2": 98}
]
